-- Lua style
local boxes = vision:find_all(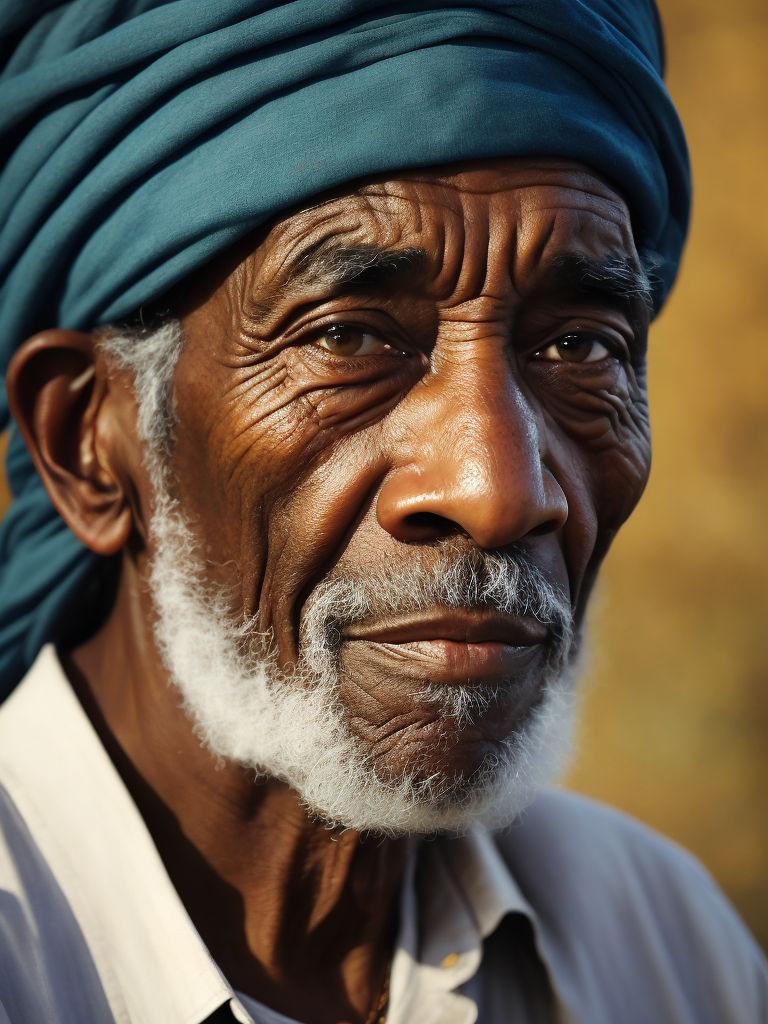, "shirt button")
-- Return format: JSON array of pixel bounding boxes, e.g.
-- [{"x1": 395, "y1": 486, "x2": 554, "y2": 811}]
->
[{"x1": 441, "y1": 953, "x2": 459, "y2": 968}]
